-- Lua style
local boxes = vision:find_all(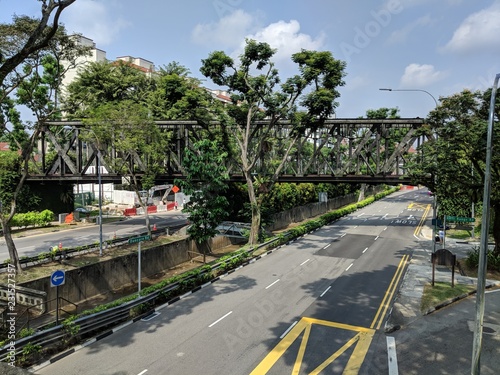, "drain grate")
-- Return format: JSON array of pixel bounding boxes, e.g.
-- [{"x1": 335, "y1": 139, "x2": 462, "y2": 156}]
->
[
  {"x1": 483, "y1": 326, "x2": 496, "y2": 334},
  {"x1": 141, "y1": 312, "x2": 161, "y2": 322}
]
